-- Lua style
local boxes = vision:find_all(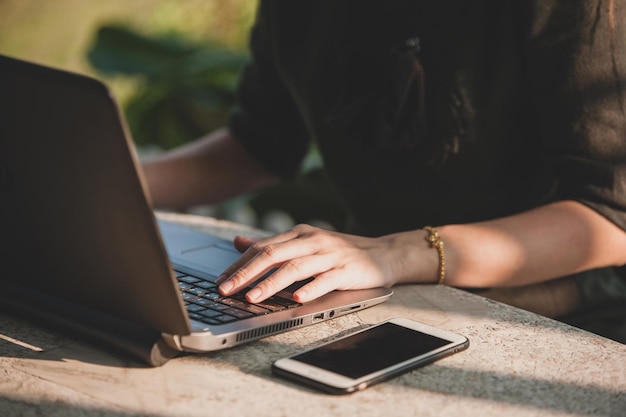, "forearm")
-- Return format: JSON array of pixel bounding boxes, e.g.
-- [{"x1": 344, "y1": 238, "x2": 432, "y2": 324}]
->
[
  {"x1": 141, "y1": 128, "x2": 279, "y2": 209},
  {"x1": 395, "y1": 200, "x2": 626, "y2": 288}
]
